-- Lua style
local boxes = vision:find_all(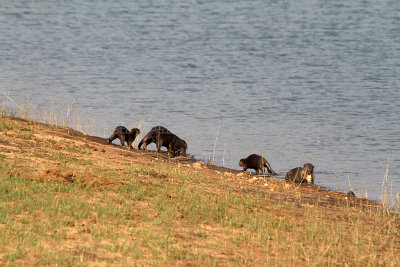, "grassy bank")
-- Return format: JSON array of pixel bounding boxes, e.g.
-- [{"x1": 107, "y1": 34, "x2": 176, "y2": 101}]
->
[{"x1": 0, "y1": 116, "x2": 399, "y2": 266}]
